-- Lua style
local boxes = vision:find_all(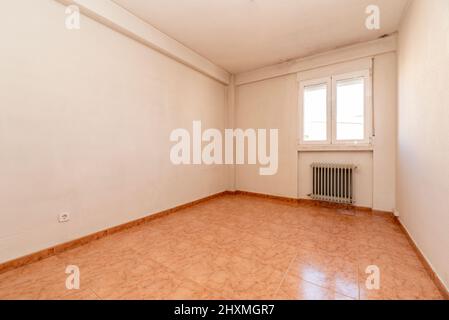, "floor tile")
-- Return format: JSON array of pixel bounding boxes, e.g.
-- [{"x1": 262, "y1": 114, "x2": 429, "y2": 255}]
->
[
  {"x1": 276, "y1": 274, "x2": 353, "y2": 300},
  {"x1": 0, "y1": 257, "x2": 69, "y2": 300},
  {"x1": 177, "y1": 251, "x2": 285, "y2": 299},
  {"x1": 0, "y1": 194, "x2": 443, "y2": 300},
  {"x1": 287, "y1": 248, "x2": 359, "y2": 299}
]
